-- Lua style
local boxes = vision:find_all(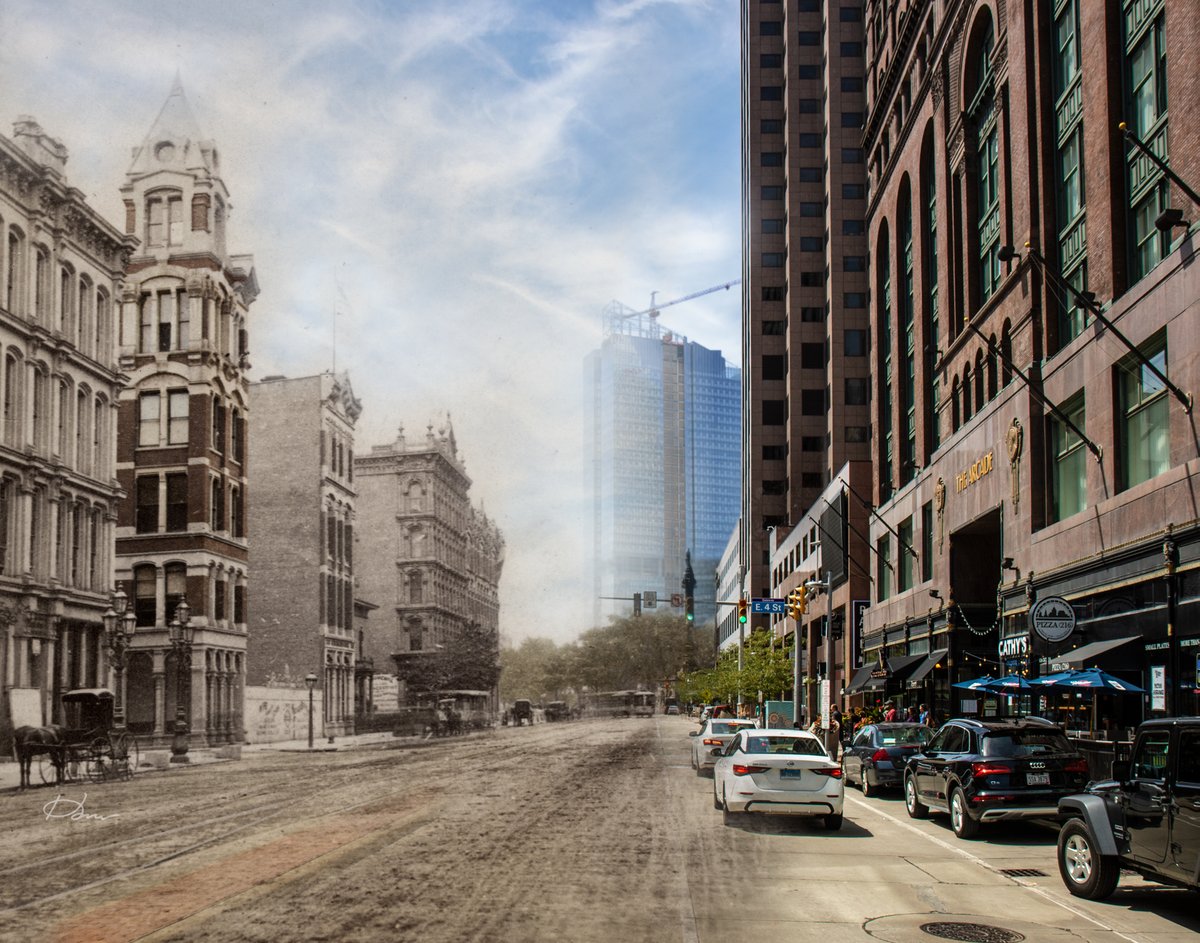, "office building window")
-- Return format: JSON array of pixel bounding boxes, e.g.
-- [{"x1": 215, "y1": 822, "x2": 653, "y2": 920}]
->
[
  {"x1": 762, "y1": 355, "x2": 786, "y2": 380},
  {"x1": 970, "y1": 19, "x2": 1002, "y2": 304},
  {"x1": 762, "y1": 286, "x2": 785, "y2": 301},
  {"x1": 877, "y1": 535, "x2": 892, "y2": 602},
  {"x1": 1124, "y1": 2, "x2": 1169, "y2": 282},
  {"x1": 763, "y1": 319, "x2": 786, "y2": 335},
  {"x1": 762, "y1": 252, "x2": 786, "y2": 267},
  {"x1": 921, "y1": 502, "x2": 933, "y2": 582},
  {"x1": 800, "y1": 343, "x2": 824, "y2": 369},
  {"x1": 763, "y1": 218, "x2": 785, "y2": 234},
  {"x1": 166, "y1": 472, "x2": 188, "y2": 532},
  {"x1": 846, "y1": 426, "x2": 869, "y2": 443},
  {"x1": 845, "y1": 329, "x2": 867, "y2": 356},
  {"x1": 1119, "y1": 333, "x2": 1169, "y2": 490},
  {"x1": 763, "y1": 400, "x2": 787, "y2": 424},
  {"x1": 845, "y1": 378, "x2": 869, "y2": 405},
  {"x1": 1049, "y1": 392, "x2": 1087, "y2": 522},
  {"x1": 761, "y1": 186, "x2": 784, "y2": 200},
  {"x1": 138, "y1": 392, "x2": 160, "y2": 447},
  {"x1": 898, "y1": 517, "x2": 914, "y2": 592},
  {"x1": 801, "y1": 389, "x2": 825, "y2": 415}
]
